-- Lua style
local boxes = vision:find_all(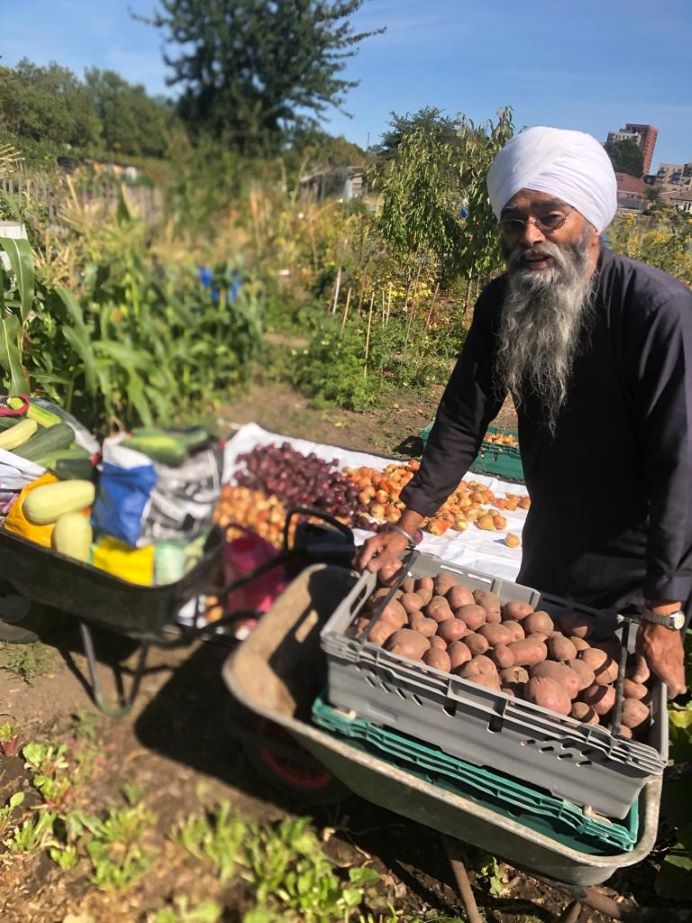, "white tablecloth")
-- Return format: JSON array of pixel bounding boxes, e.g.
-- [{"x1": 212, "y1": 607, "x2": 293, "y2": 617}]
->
[{"x1": 224, "y1": 422, "x2": 530, "y2": 582}]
